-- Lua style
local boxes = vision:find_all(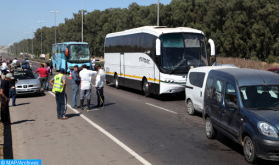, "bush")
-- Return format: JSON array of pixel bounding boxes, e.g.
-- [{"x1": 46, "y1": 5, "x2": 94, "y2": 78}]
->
[{"x1": 265, "y1": 56, "x2": 276, "y2": 63}]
